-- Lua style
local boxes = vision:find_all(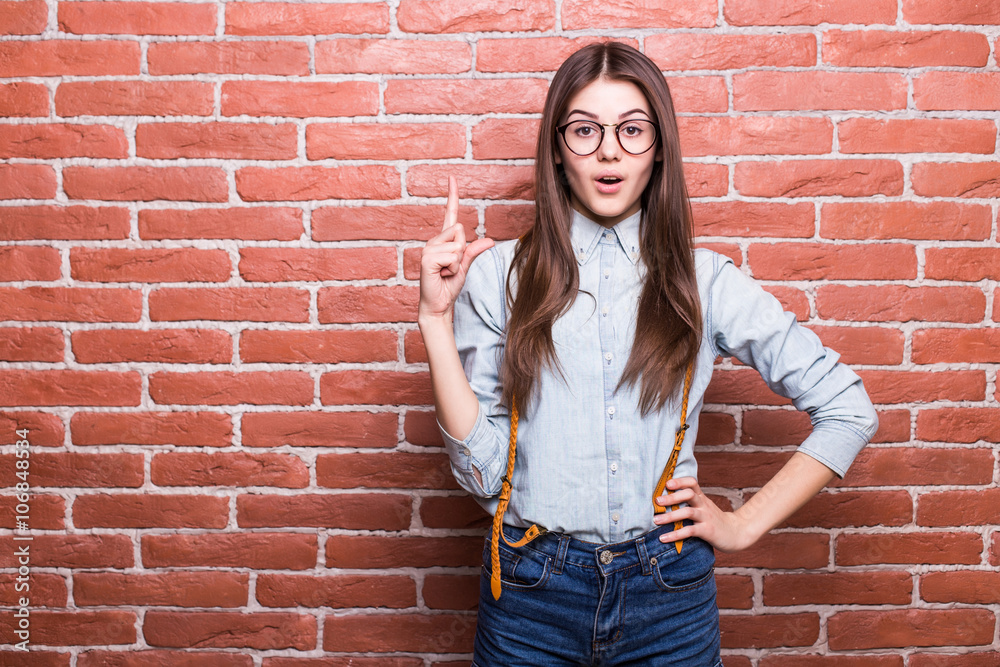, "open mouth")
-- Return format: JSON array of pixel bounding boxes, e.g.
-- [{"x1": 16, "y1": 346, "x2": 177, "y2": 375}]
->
[{"x1": 597, "y1": 176, "x2": 622, "y2": 185}]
